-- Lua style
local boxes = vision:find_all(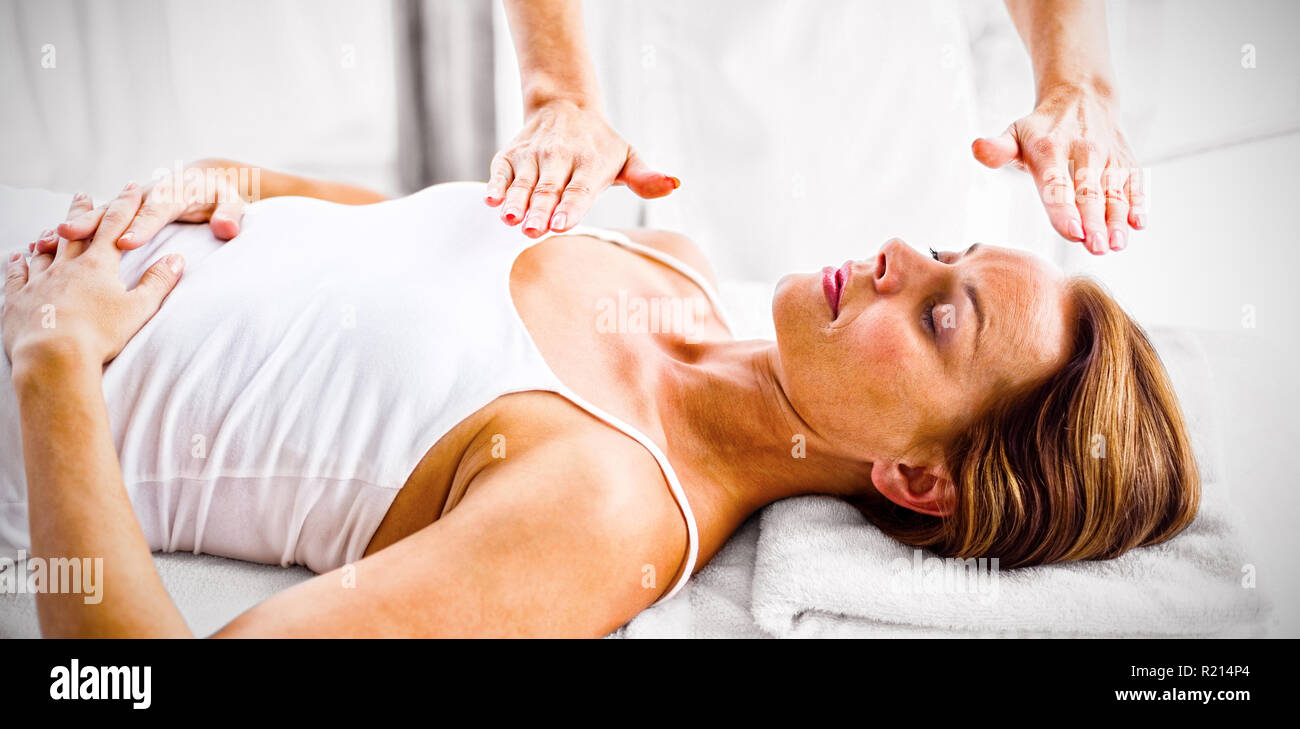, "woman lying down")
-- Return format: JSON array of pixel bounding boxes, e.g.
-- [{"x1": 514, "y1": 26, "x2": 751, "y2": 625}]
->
[{"x1": 0, "y1": 159, "x2": 1200, "y2": 638}]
